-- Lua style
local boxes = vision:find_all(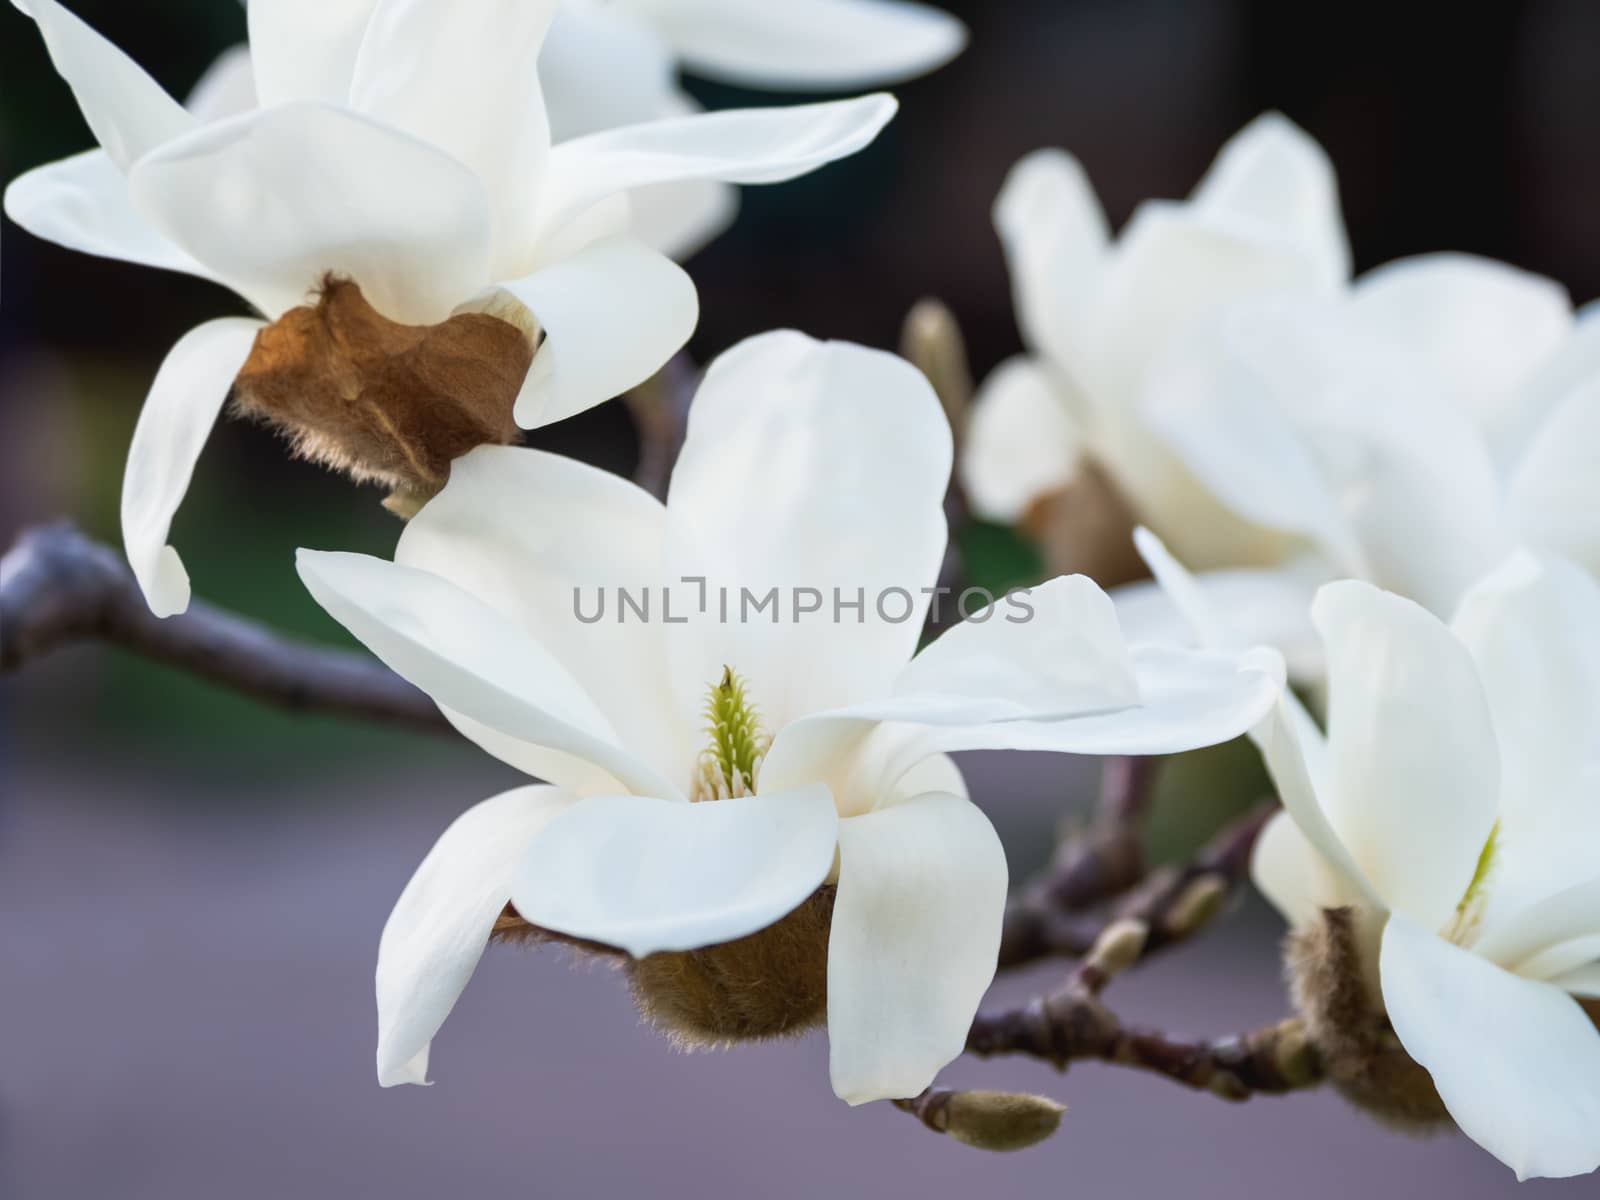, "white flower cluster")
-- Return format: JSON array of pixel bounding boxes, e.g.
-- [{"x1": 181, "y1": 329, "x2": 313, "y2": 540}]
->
[{"x1": 8, "y1": 0, "x2": 1595, "y2": 1180}]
